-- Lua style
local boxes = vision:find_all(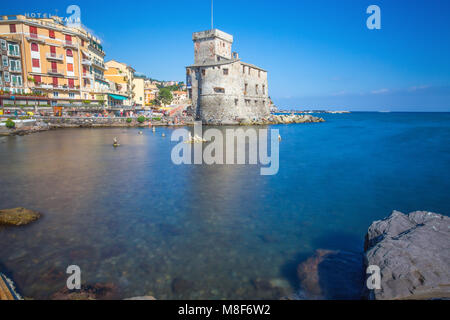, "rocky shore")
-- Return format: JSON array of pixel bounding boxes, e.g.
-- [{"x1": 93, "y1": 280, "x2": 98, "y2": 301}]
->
[
  {"x1": 238, "y1": 114, "x2": 325, "y2": 126},
  {"x1": 364, "y1": 210, "x2": 450, "y2": 300},
  {"x1": 293, "y1": 210, "x2": 450, "y2": 300}
]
